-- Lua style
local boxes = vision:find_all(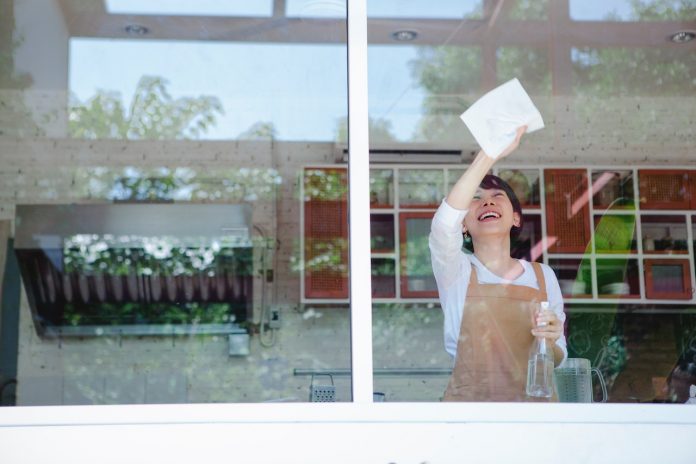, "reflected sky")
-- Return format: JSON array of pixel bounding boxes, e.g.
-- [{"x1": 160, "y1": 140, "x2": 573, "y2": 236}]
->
[
  {"x1": 66, "y1": 1, "x2": 695, "y2": 143},
  {"x1": 70, "y1": 40, "x2": 425, "y2": 141}
]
